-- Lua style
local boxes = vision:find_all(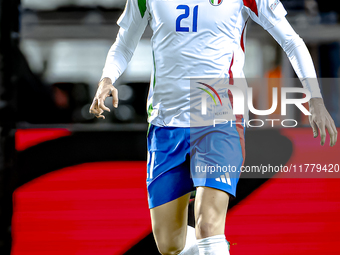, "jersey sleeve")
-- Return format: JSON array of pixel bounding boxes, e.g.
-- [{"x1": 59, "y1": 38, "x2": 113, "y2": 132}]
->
[
  {"x1": 243, "y1": 0, "x2": 287, "y2": 30},
  {"x1": 100, "y1": 0, "x2": 150, "y2": 84},
  {"x1": 267, "y1": 18, "x2": 322, "y2": 98},
  {"x1": 117, "y1": 0, "x2": 150, "y2": 31}
]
